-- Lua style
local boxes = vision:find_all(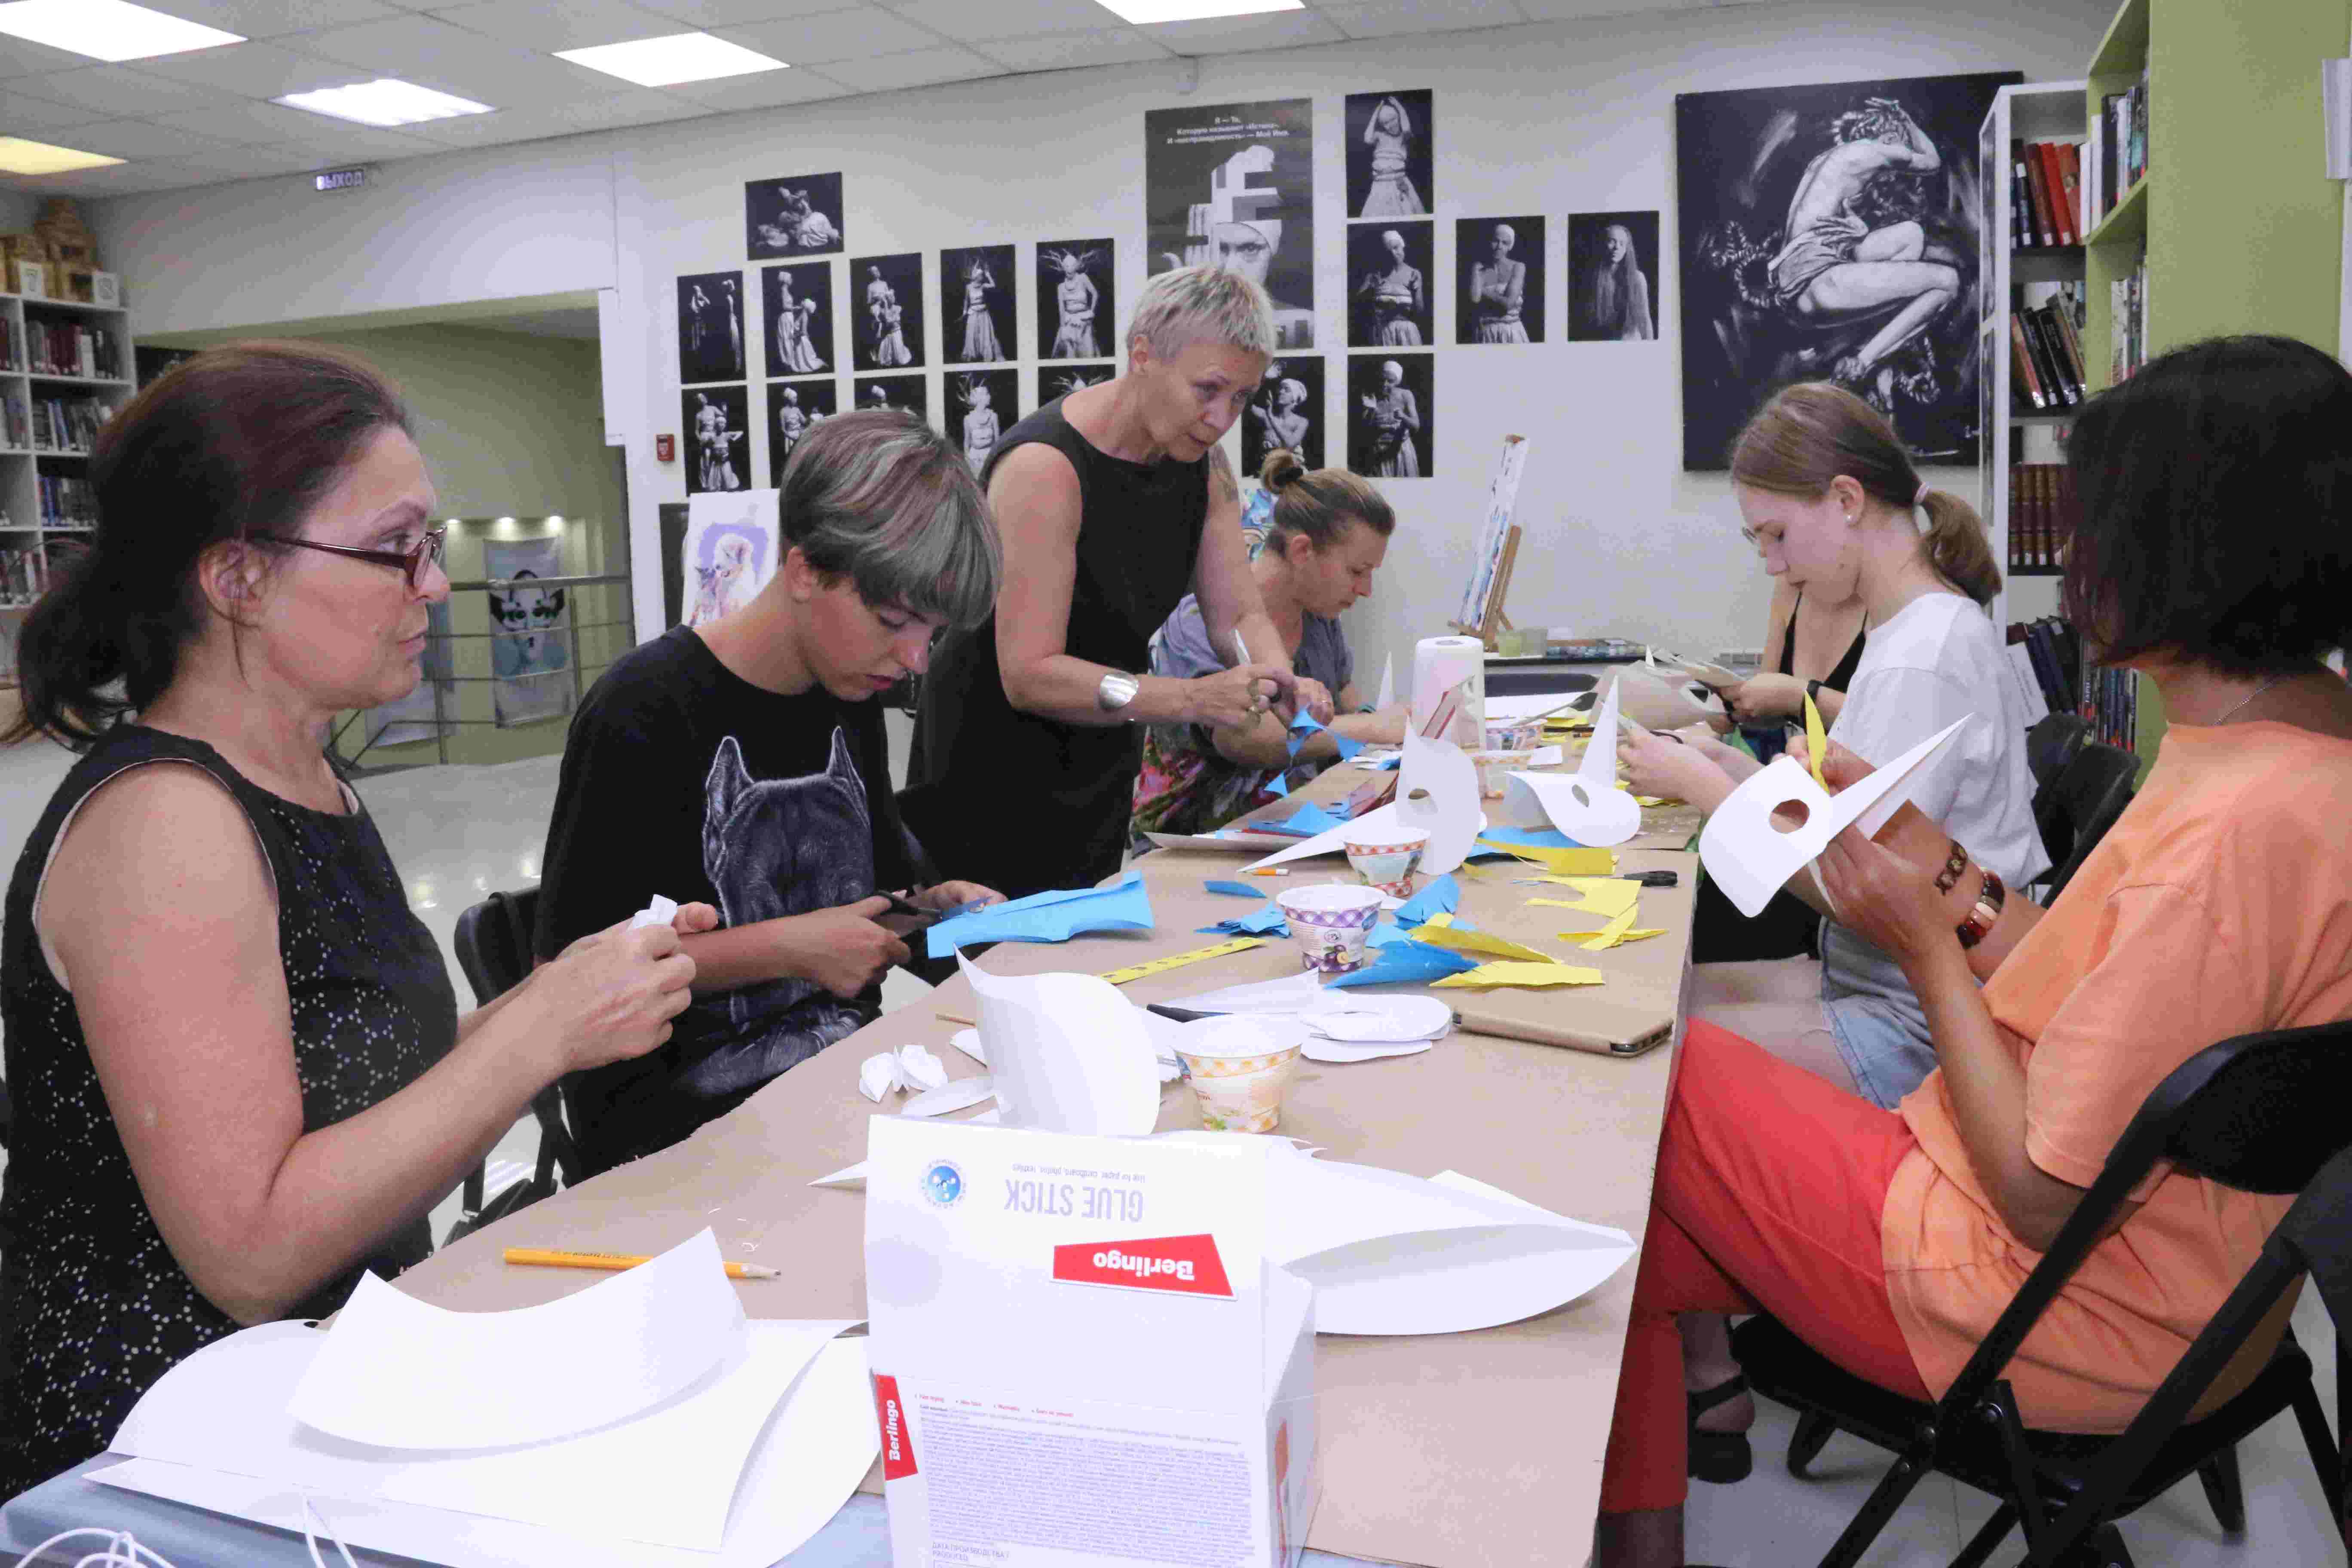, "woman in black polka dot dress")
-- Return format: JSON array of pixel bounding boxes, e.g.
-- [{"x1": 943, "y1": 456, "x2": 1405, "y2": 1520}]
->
[{"x1": 0, "y1": 345, "x2": 709, "y2": 1499}]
